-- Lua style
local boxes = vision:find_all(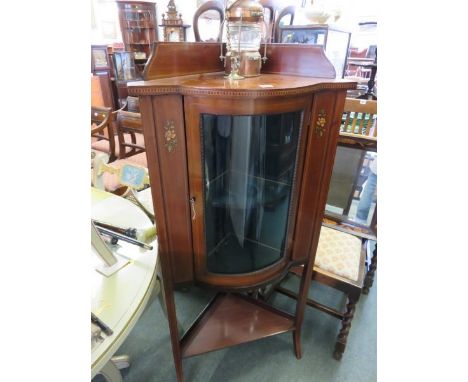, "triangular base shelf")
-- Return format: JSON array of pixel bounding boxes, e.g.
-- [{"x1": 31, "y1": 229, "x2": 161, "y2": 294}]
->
[{"x1": 180, "y1": 293, "x2": 295, "y2": 358}]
